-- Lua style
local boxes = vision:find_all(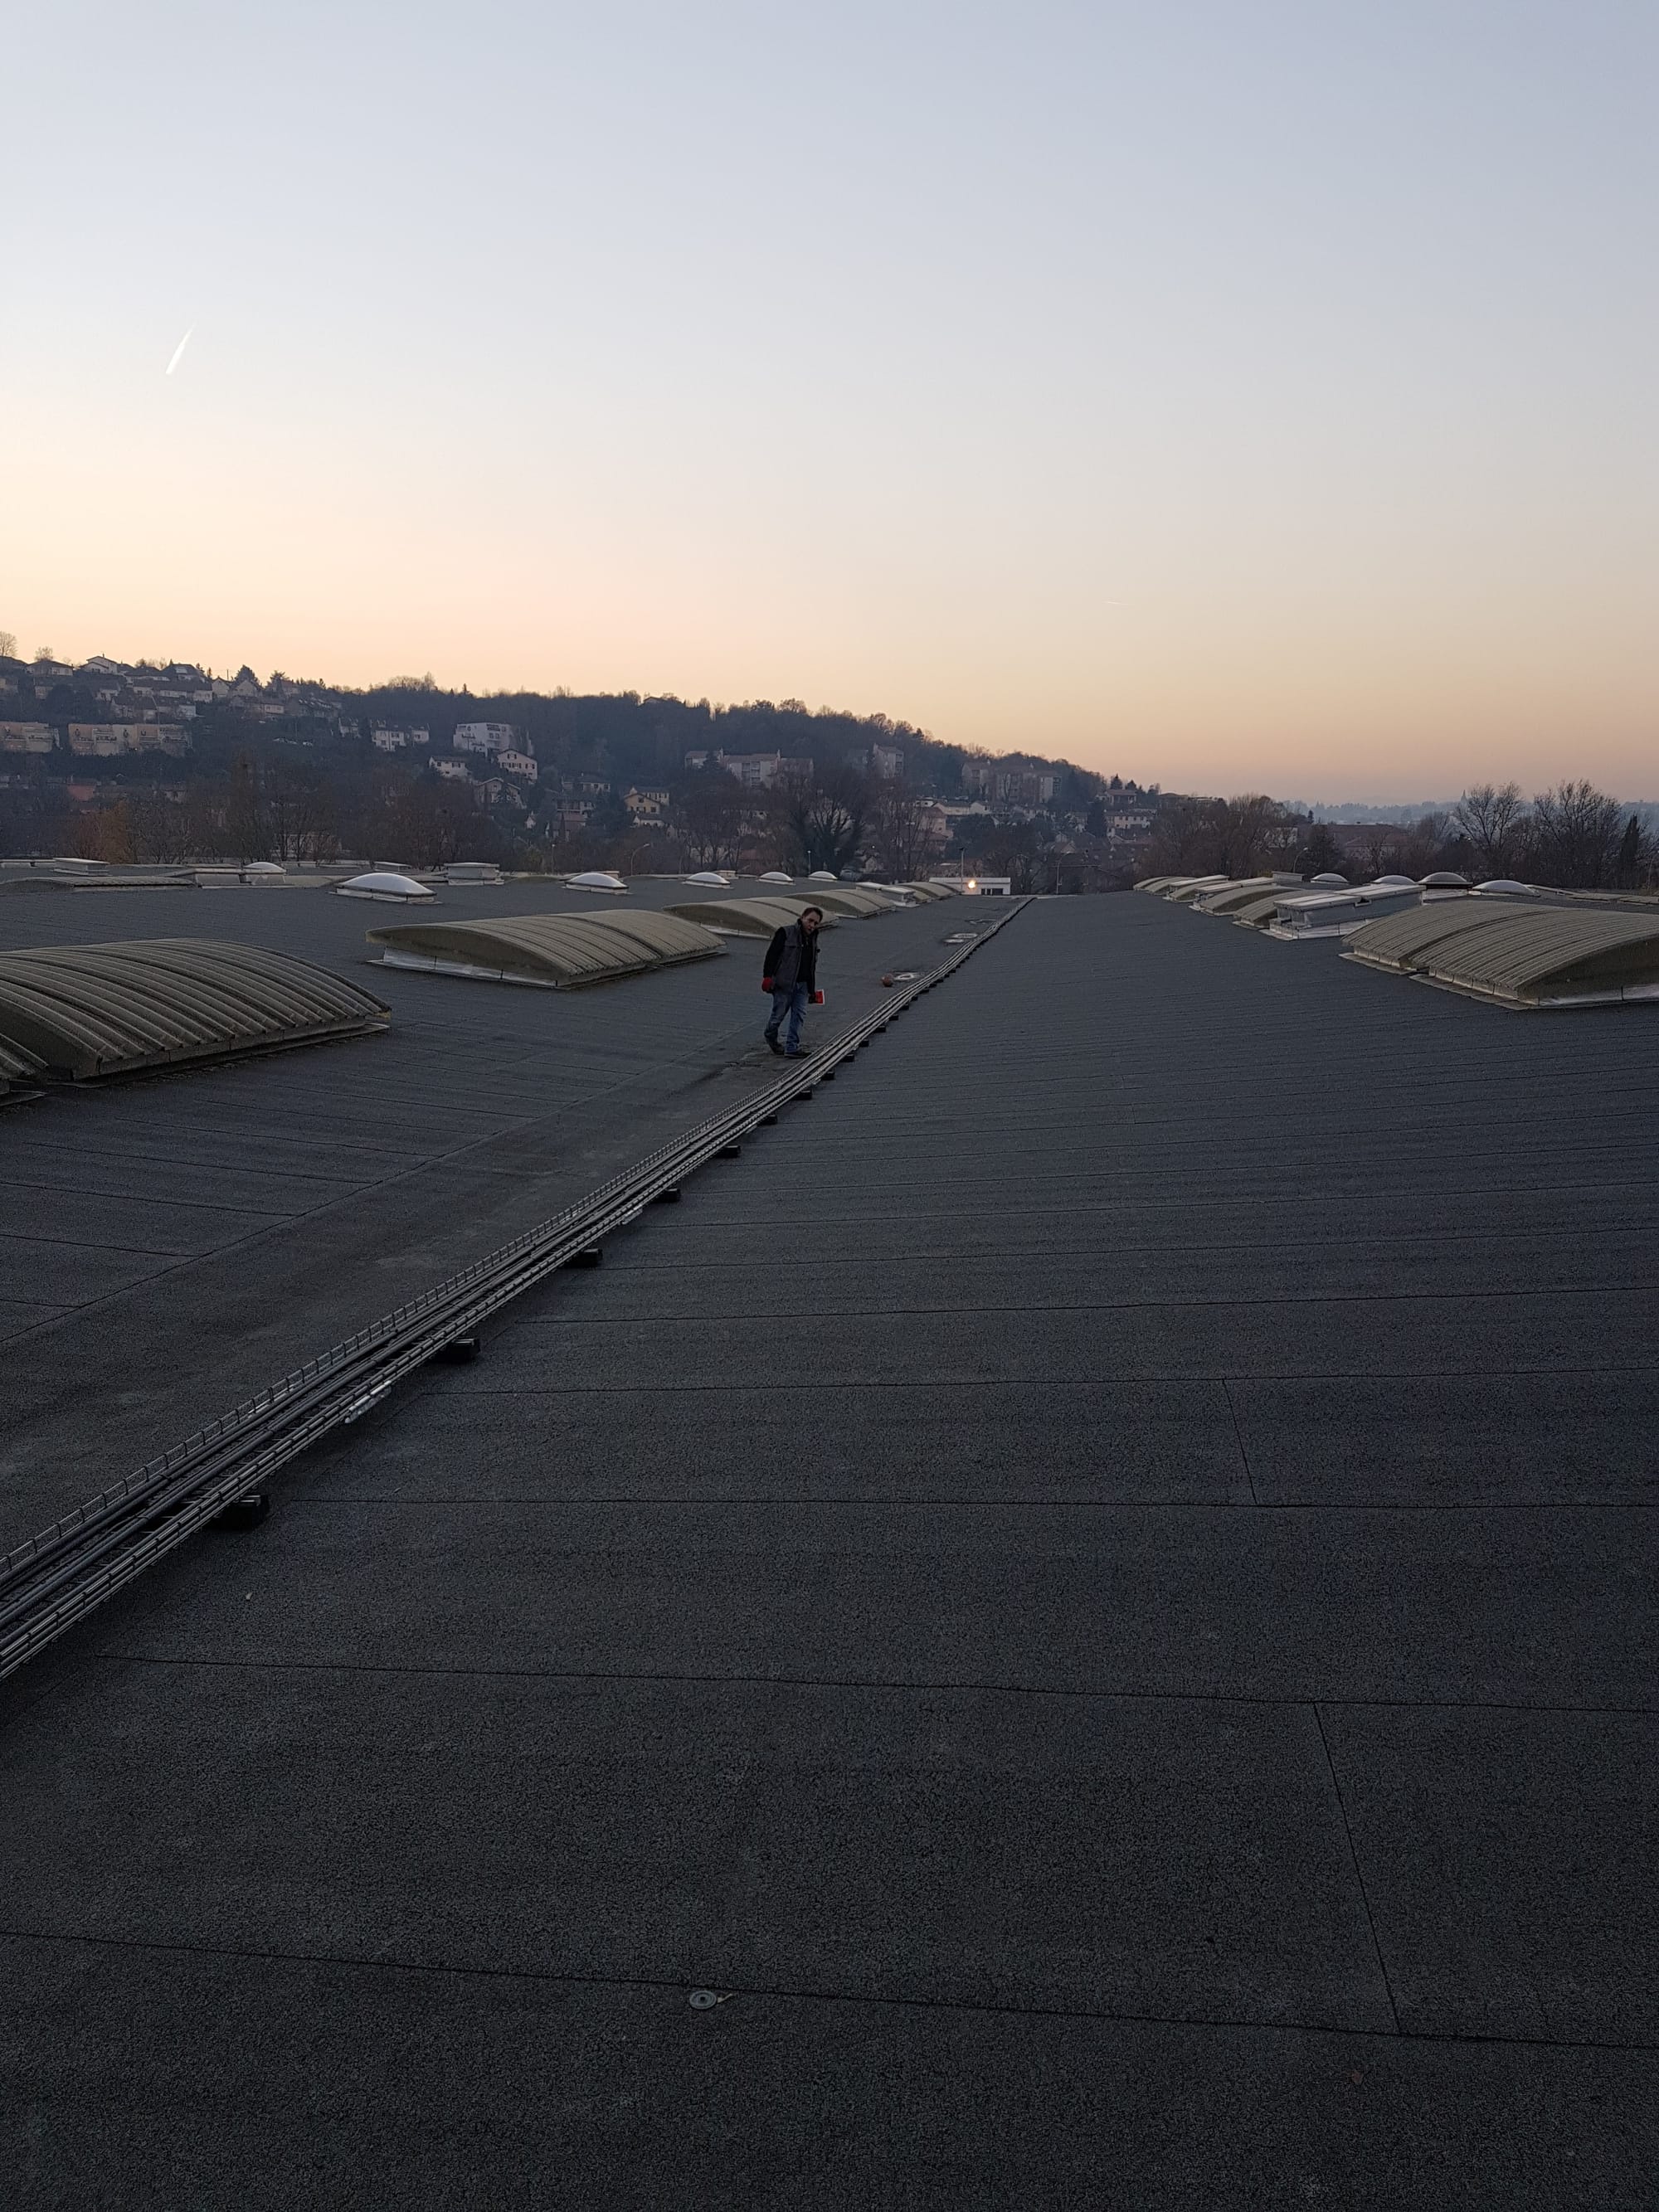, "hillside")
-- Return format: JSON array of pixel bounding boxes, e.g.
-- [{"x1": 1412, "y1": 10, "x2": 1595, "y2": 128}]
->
[{"x1": 0, "y1": 654, "x2": 1155, "y2": 886}]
